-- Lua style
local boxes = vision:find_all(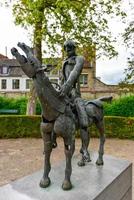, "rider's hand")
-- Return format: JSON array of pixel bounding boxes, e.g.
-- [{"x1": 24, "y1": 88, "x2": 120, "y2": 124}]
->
[{"x1": 59, "y1": 84, "x2": 70, "y2": 97}]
